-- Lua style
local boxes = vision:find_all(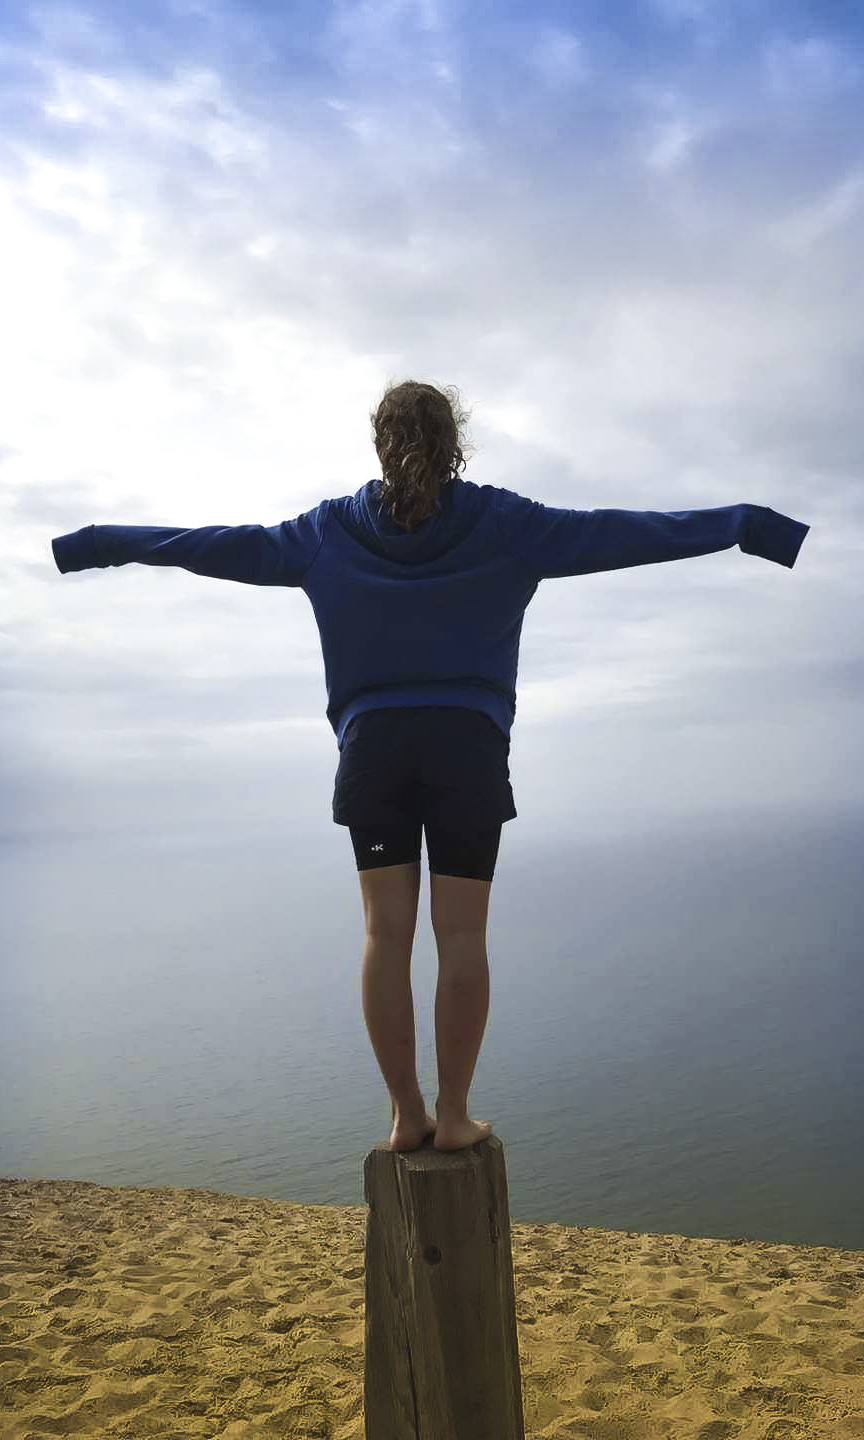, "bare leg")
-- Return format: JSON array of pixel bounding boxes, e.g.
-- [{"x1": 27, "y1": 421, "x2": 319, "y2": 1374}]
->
[
  {"x1": 361, "y1": 934, "x2": 436, "y2": 1151},
  {"x1": 433, "y1": 931, "x2": 493, "y2": 1150}
]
